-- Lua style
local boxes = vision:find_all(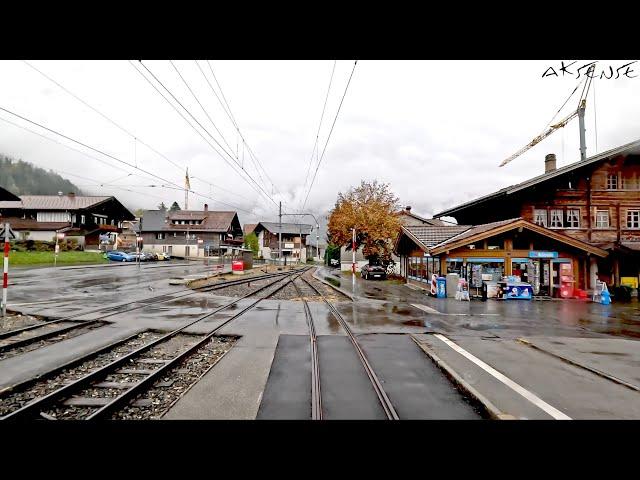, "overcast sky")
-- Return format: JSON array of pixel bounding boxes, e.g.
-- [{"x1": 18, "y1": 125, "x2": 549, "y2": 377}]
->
[{"x1": 0, "y1": 60, "x2": 638, "y2": 234}]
